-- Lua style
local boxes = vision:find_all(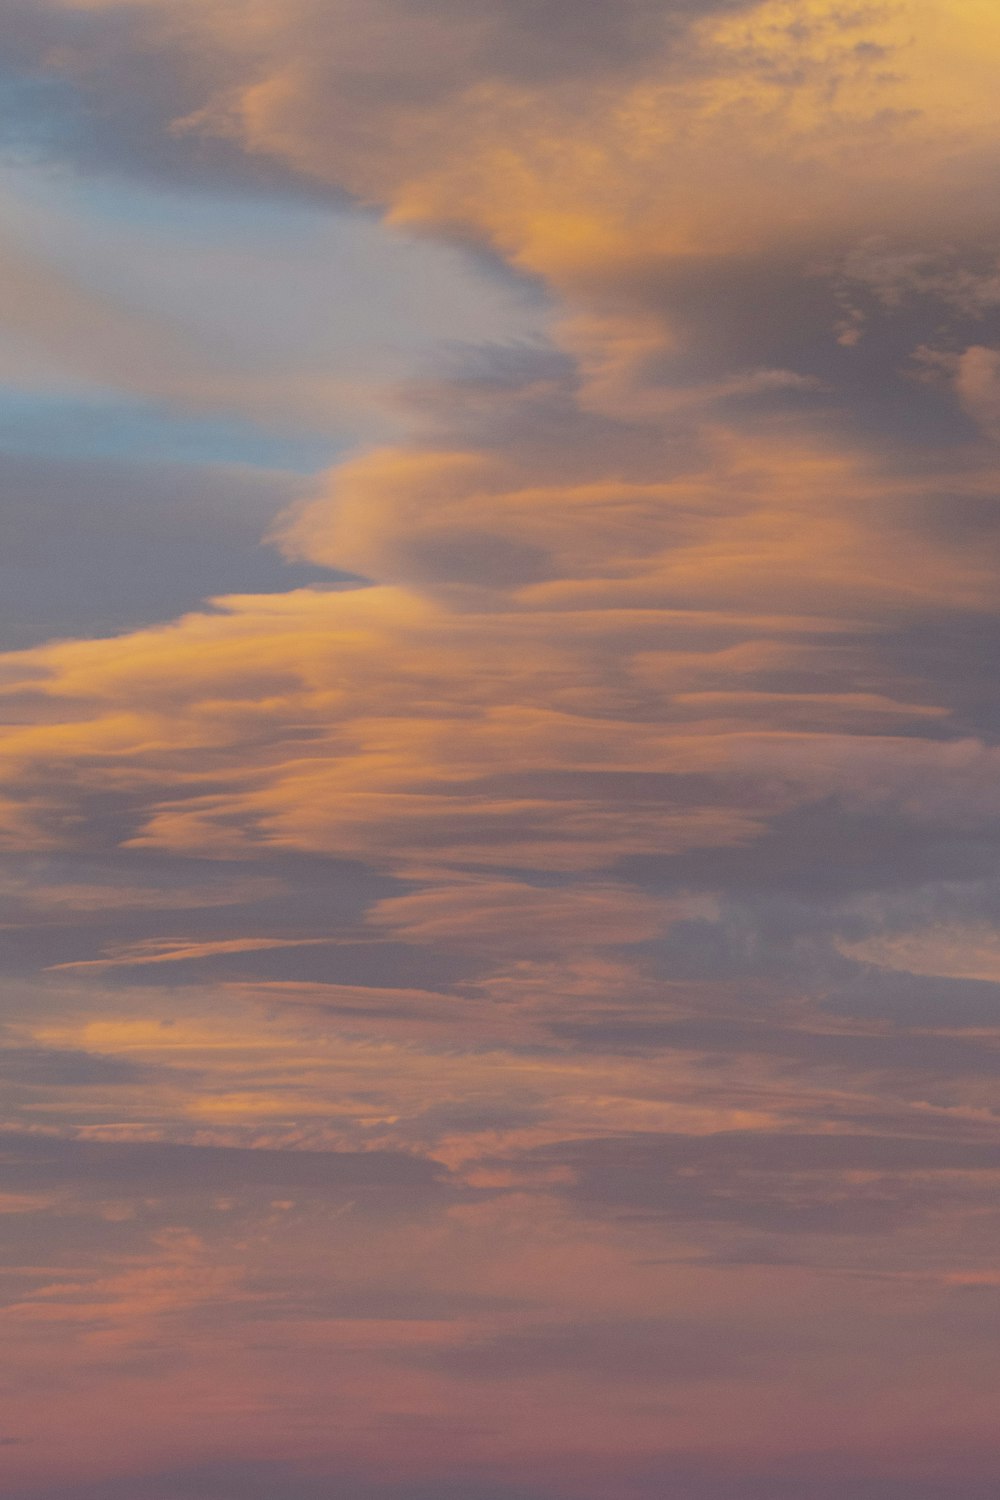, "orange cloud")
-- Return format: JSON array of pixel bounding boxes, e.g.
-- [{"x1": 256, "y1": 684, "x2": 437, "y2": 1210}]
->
[
  {"x1": 48, "y1": 936, "x2": 340, "y2": 972},
  {"x1": 7, "y1": 5, "x2": 1000, "y2": 1490}
]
